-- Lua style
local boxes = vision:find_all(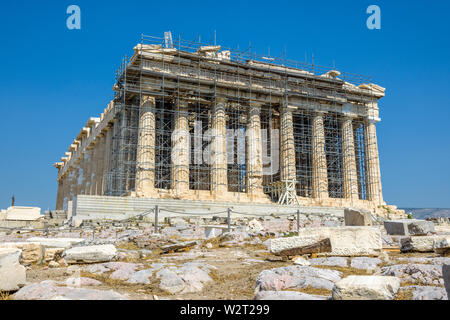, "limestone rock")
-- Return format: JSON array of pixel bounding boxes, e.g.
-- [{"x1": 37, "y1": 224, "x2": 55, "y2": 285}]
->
[
  {"x1": 255, "y1": 265, "x2": 341, "y2": 292},
  {"x1": 65, "y1": 277, "x2": 102, "y2": 287},
  {"x1": 254, "y1": 290, "x2": 328, "y2": 300},
  {"x1": 247, "y1": 219, "x2": 264, "y2": 233},
  {"x1": 156, "y1": 262, "x2": 215, "y2": 294},
  {"x1": 48, "y1": 261, "x2": 60, "y2": 268},
  {"x1": 344, "y1": 207, "x2": 372, "y2": 226},
  {"x1": 5, "y1": 206, "x2": 41, "y2": 221},
  {"x1": 219, "y1": 231, "x2": 249, "y2": 242},
  {"x1": 400, "y1": 236, "x2": 445, "y2": 253},
  {"x1": 44, "y1": 247, "x2": 65, "y2": 262},
  {"x1": 380, "y1": 264, "x2": 443, "y2": 286},
  {"x1": 0, "y1": 242, "x2": 44, "y2": 265},
  {"x1": 270, "y1": 227, "x2": 382, "y2": 256},
  {"x1": 433, "y1": 236, "x2": 450, "y2": 254},
  {"x1": 64, "y1": 245, "x2": 117, "y2": 264},
  {"x1": 13, "y1": 280, "x2": 126, "y2": 300},
  {"x1": 0, "y1": 248, "x2": 27, "y2": 291},
  {"x1": 402, "y1": 285, "x2": 448, "y2": 300},
  {"x1": 443, "y1": 264, "x2": 450, "y2": 299},
  {"x1": 309, "y1": 257, "x2": 348, "y2": 268},
  {"x1": 332, "y1": 275, "x2": 400, "y2": 300},
  {"x1": 27, "y1": 237, "x2": 85, "y2": 249},
  {"x1": 292, "y1": 257, "x2": 311, "y2": 266},
  {"x1": 161, "y1": 241, "x2": 198, "y2": 253},
  {"x1": 276, "y1": 238, "x2": 332, "y2": 256},
  {"x1": 350, "y1": 257, "x2": 382, "y2": 271},
  {"x1": 384, "y1": 219, "x2": 435, "y2": 236}
]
